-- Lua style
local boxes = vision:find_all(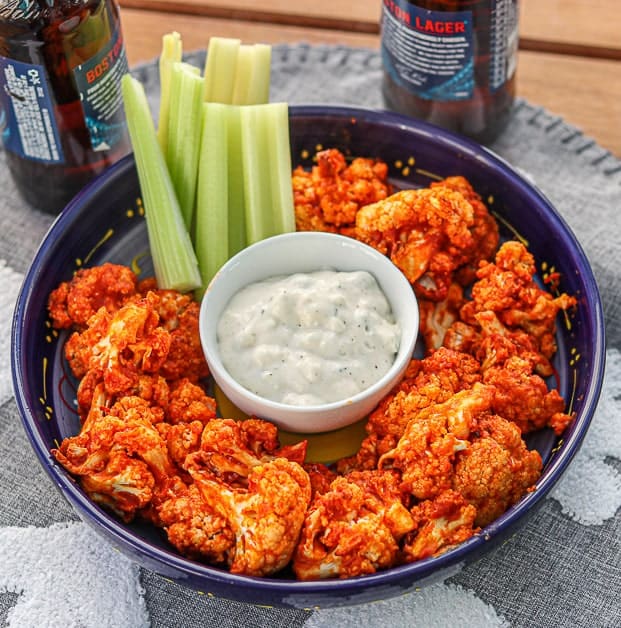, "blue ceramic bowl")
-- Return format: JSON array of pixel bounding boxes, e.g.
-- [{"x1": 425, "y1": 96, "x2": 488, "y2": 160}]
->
[{"x1": 11, "y1": 106, "x2": 605, "y2": 608}]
